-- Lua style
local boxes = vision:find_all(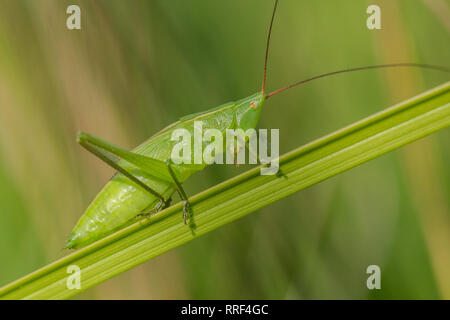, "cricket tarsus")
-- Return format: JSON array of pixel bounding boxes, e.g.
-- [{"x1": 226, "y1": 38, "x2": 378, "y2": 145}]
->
[{"x1": 136, "y1": 198, "x2": 172, "y2": 219}]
